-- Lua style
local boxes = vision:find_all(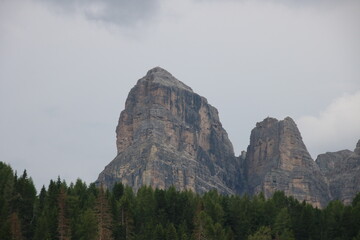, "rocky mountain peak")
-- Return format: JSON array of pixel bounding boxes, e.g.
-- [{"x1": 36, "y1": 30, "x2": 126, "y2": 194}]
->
[
  {"x1": 355, "y1": 139, "x2": 360, "y2": 155},
  {"x1": 96, "y1": 67, "x2": 359, "y2": 207},
  {"x1": 140, "y1": 66, "x2": 193, "y2": 92},
  {"x1": 245, "y1": 116, "x2": 329, "y2": 207},
  {"x1": 255, "y1": 117, "x2": 278, "y2": 128},
  {"x1": 97, "y1": 67, "x2": 241, "y2": 194},
  {"x1": 316, "y1": 140, "x2": 360, "y2": 205},
  {"x1": 254, "y1": 117, "x2": 296, "y2": 131}
]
